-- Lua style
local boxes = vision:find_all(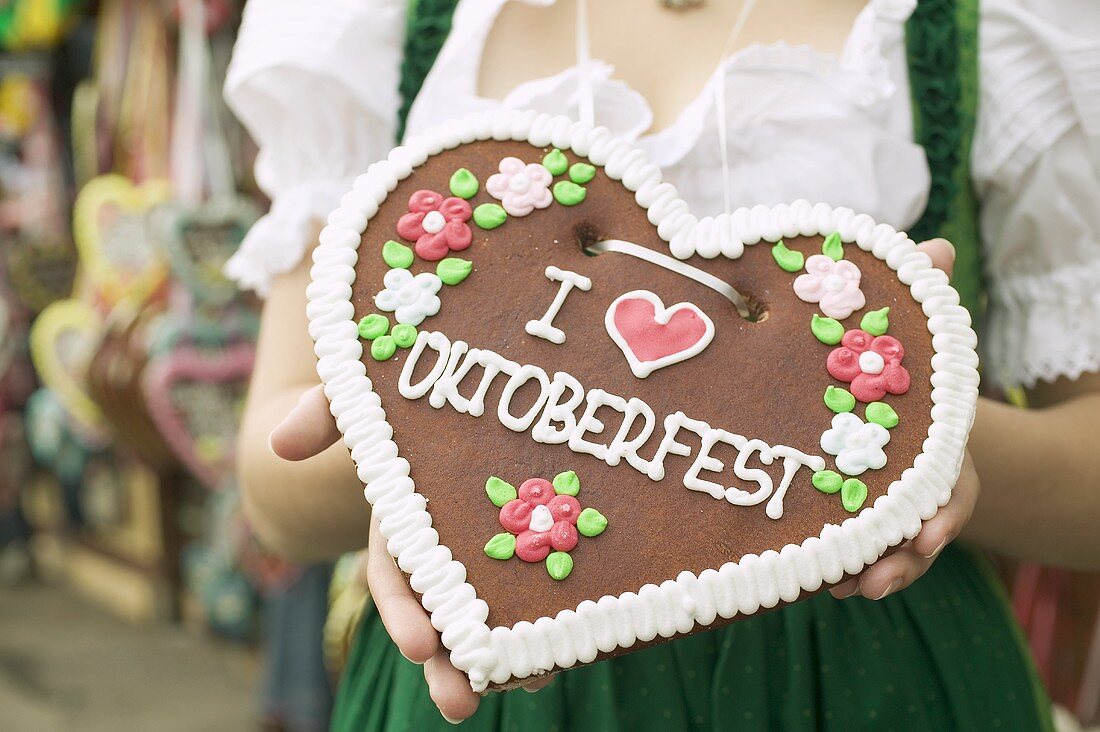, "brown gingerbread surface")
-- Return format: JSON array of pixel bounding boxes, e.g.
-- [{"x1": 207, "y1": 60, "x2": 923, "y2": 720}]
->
[{"x1": 350, "y1": 140, "x2": 933, "y2": 635}]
